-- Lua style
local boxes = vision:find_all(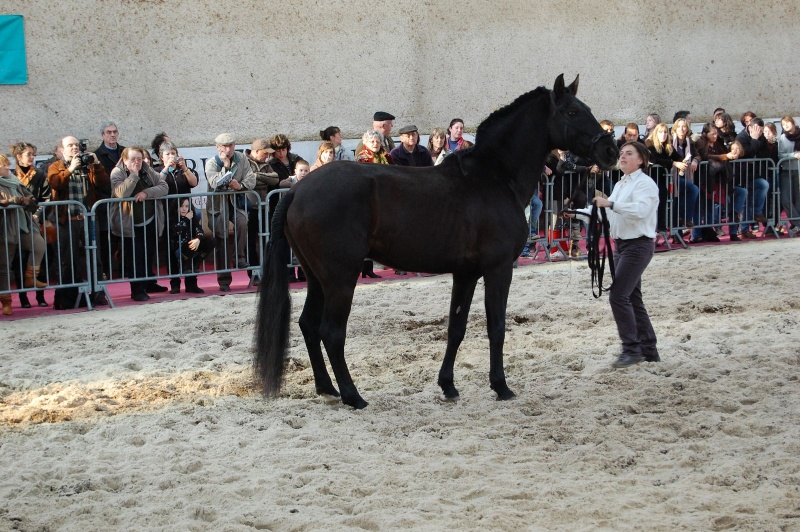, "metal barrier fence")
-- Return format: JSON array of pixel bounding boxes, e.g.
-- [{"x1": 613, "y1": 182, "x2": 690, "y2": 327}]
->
[{"x1": 3, "y1": 158, "x2": 798, "y2": 312}]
